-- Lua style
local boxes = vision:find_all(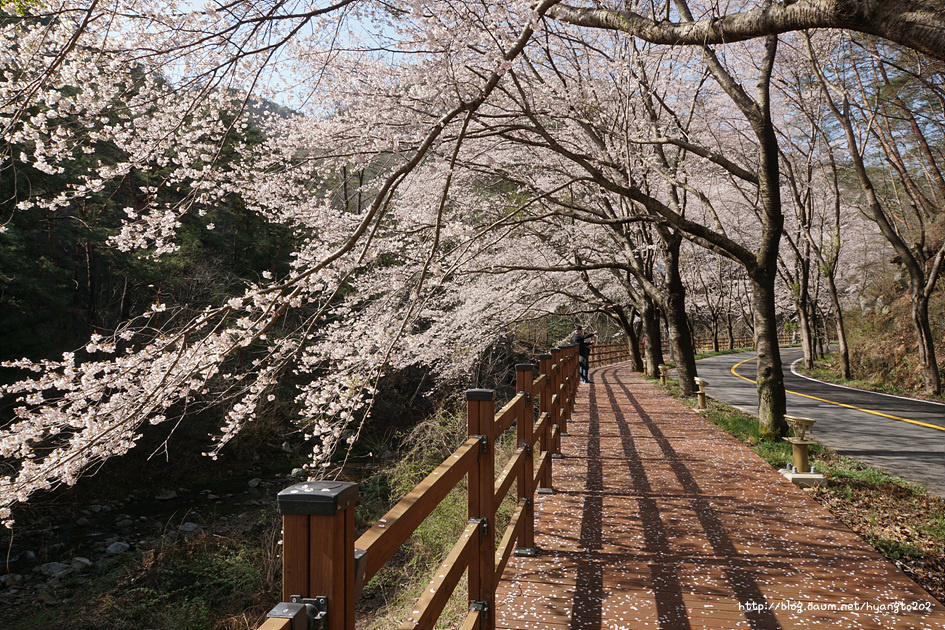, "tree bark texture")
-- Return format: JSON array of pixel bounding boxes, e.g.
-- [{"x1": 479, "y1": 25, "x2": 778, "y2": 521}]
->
[
  {"x1": 913, "y1": 294, "x2": 942, "y2": 394},
  {"x1": 796, "y1": 298, "x2": 814, "y2": 371},
  {"x1": 548, "y1": 1, "x2": 945, "y2": 65},
  {"x1": 642, "y1": 298, "x2": 663, "y2": 378},
  {"x1": 625, "y1": 317, "x2": 645, "y2": 373},
  {"x1": 663, "y1": 248, "x2": 698, "y2": 396},
  {"x1": 751, "y1": 273, "x2": 788, "y2": 440}
]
